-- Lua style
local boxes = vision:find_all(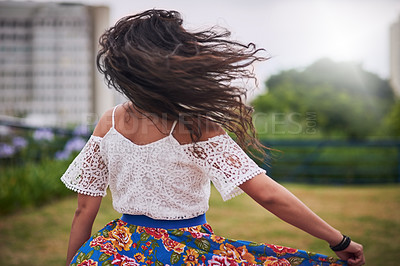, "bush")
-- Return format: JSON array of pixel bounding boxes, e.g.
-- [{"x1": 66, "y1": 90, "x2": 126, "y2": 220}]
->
[
  {"x1": 0, "y1": 125, "x2": 91, "y2": 214},
  {"x1": 0, "y1": 158, "x2": 74, "y2": 214}
]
